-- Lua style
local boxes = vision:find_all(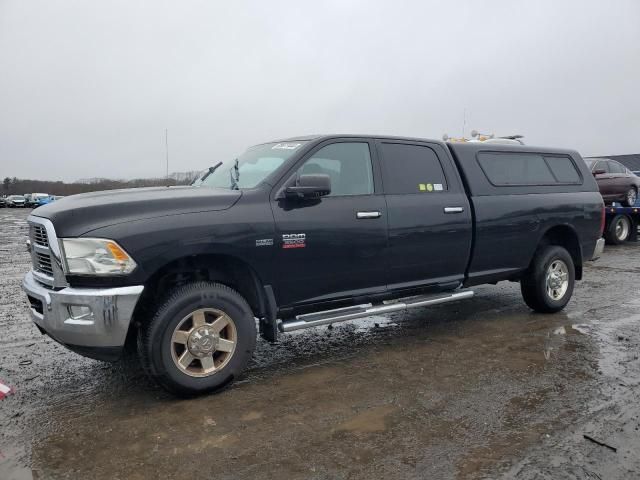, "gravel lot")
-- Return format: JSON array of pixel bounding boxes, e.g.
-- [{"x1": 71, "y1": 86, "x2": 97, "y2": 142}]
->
[{"x1": 1, "y1": 207, "x2": 639, "y2": 479}]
